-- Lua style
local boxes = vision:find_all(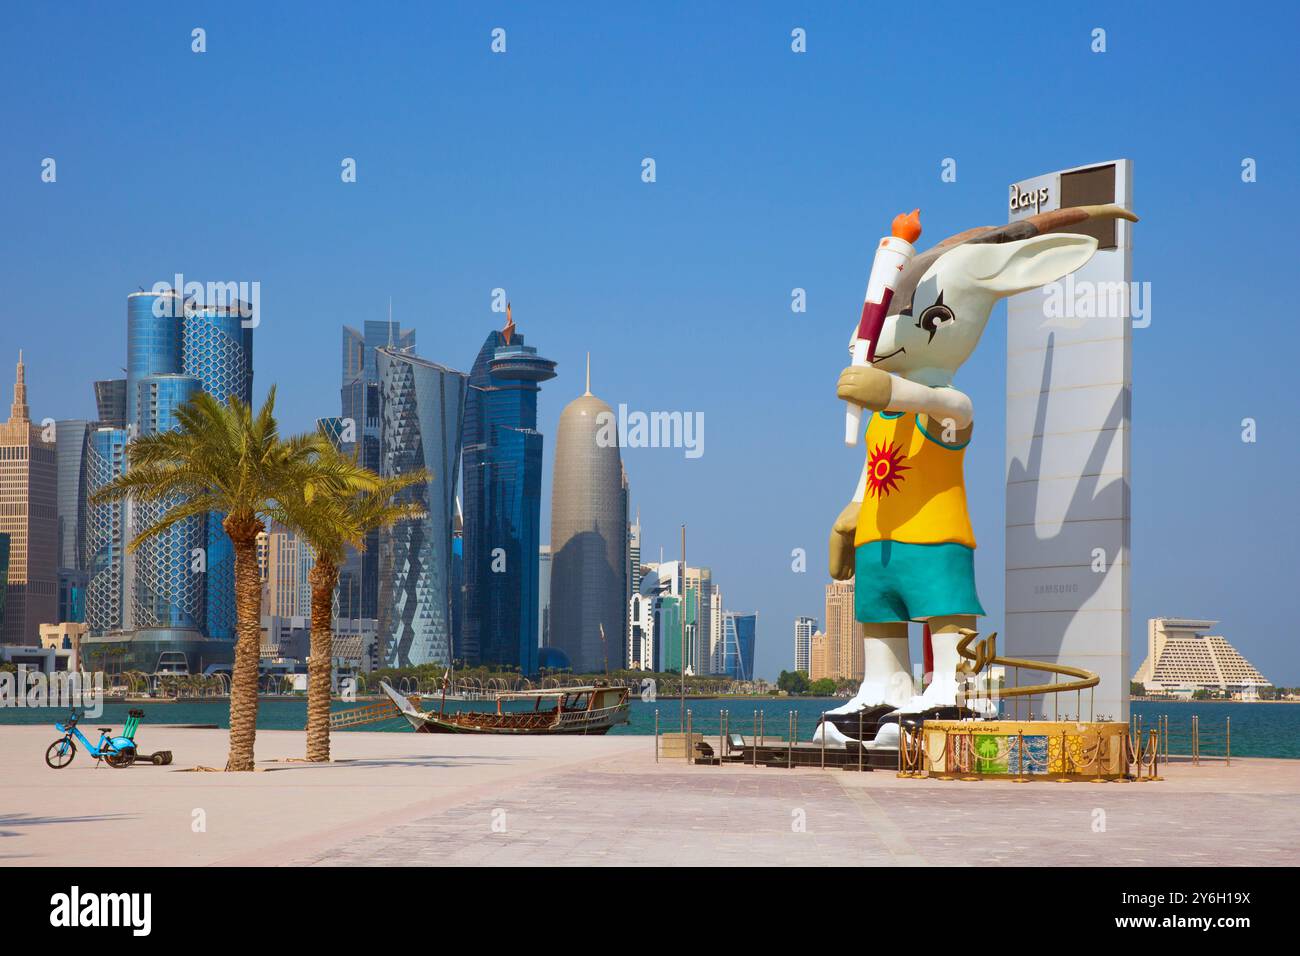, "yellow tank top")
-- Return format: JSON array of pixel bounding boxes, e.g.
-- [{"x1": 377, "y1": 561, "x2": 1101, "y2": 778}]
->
[{"x1": 854, "y1": 411, "x2": 976, "y2": 549}]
